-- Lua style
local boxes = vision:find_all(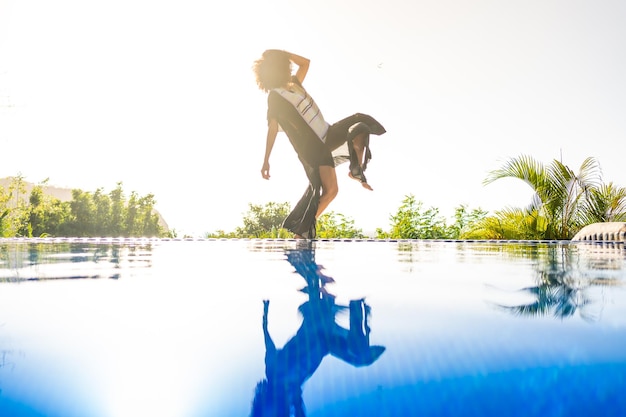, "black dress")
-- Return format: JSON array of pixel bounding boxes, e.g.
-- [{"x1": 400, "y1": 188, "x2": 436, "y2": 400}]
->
[{"x1": 267, "y1": 81, "x2": 386, "y2": 238}]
